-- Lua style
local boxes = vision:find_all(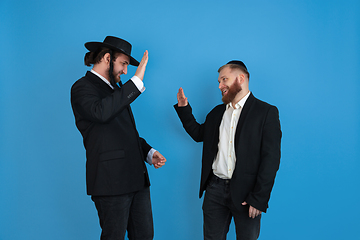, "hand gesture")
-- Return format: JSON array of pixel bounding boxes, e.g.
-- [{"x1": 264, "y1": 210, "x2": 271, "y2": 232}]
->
[
  {"x1": 242, "y1": 202, "x2": 262, "y2": 218},
  {"x1": 177, "y1": 87, "x2": 188, "y2": 107},
  {"x1": 135, "y1": 50, "x2": 149, "y2": 81},
  {"x1": 152, "y1": 151, "x2": 166, "y2": 169}
]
